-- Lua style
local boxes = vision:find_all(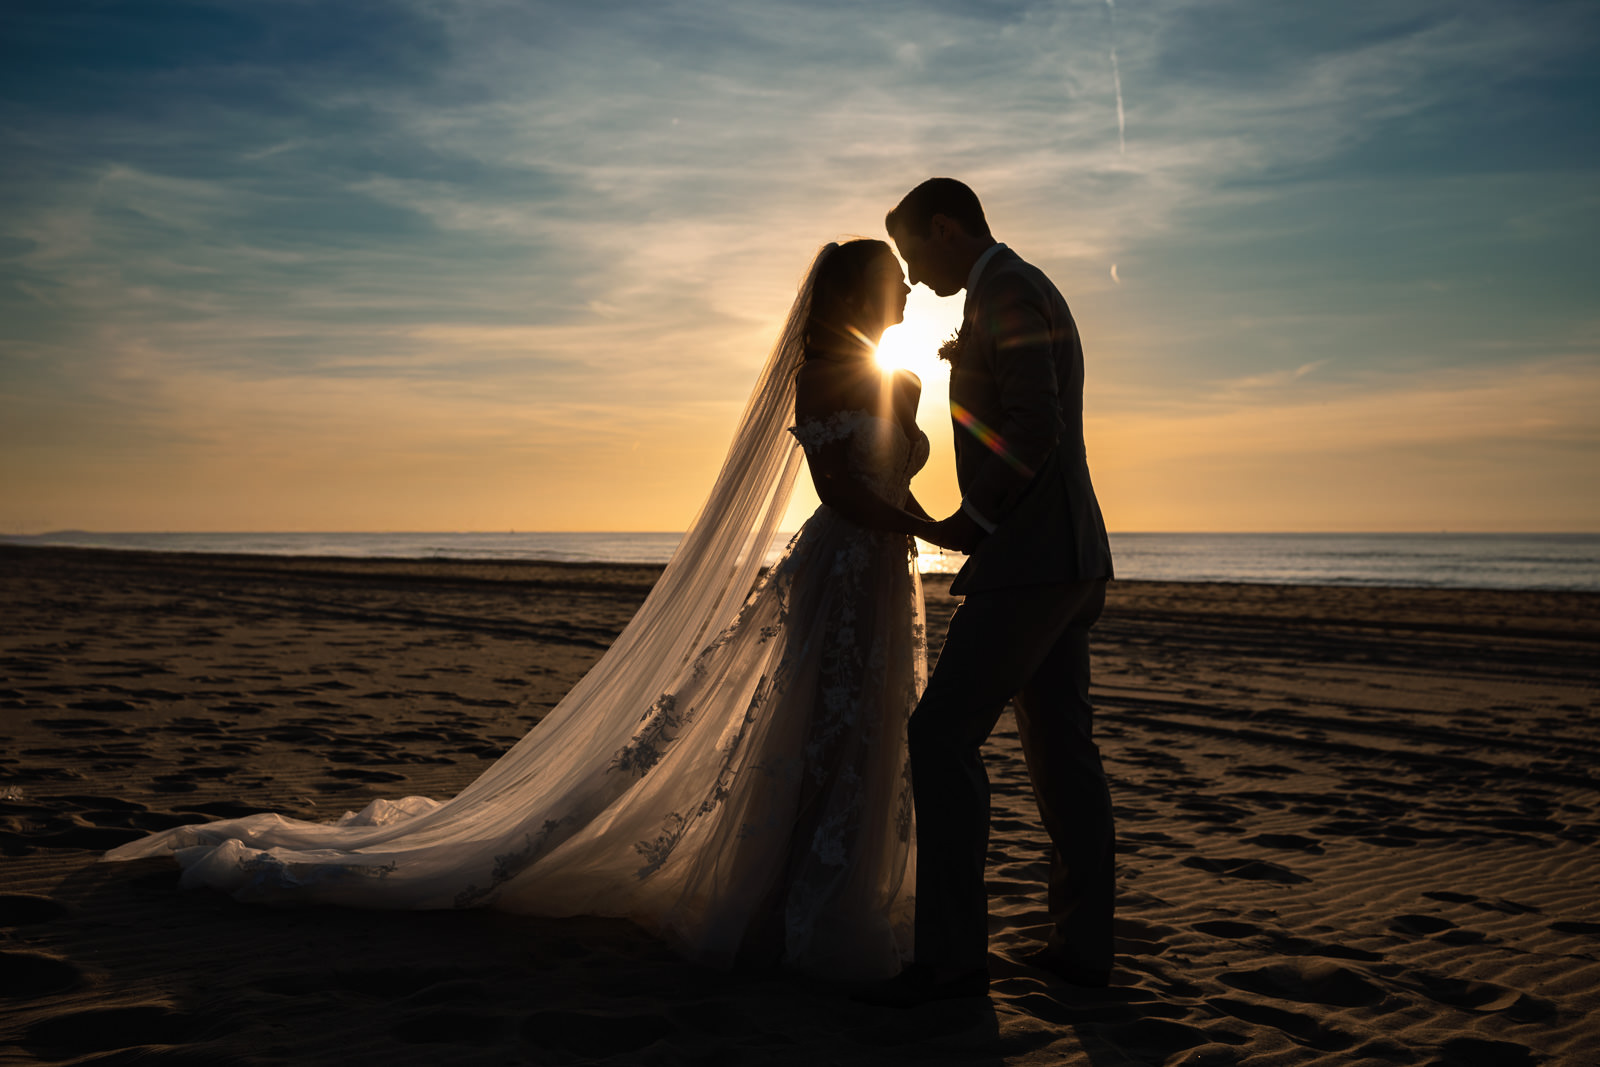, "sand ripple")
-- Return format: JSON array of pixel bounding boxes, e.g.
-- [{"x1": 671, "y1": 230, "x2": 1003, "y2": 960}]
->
[{"x1": 2, "y1": 546, "x2": 1596, "y2": 1064}]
